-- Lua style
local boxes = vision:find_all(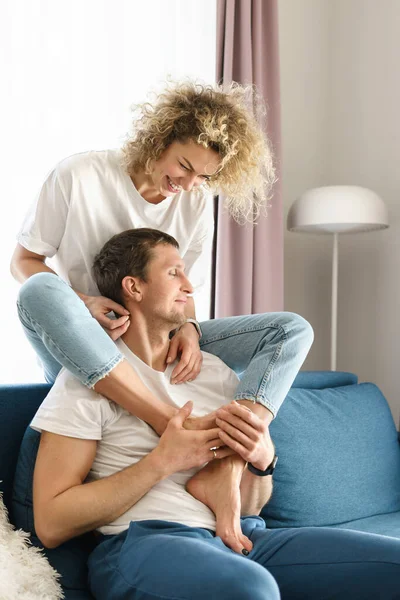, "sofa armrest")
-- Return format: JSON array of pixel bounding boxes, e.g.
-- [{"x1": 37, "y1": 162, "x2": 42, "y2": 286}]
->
[{"x1": 0, "y1": 383, "x2": 51, "y2": 514}]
